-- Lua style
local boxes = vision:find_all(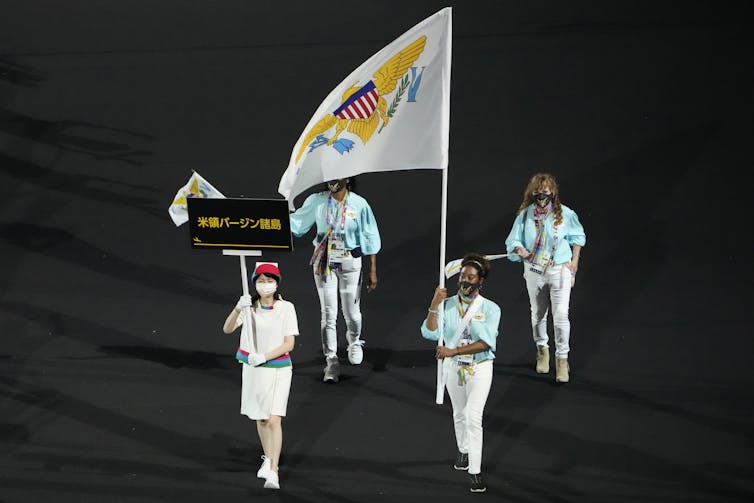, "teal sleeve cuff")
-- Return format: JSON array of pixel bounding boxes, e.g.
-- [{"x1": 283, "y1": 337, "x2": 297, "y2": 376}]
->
[{"x1": 420, "y1": 320, "x2": 440, "y2": 341}]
